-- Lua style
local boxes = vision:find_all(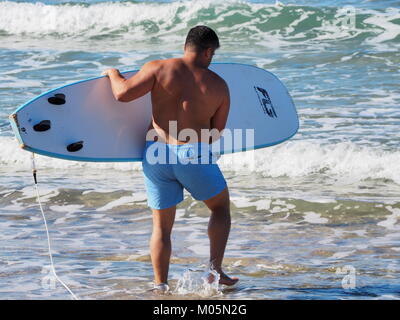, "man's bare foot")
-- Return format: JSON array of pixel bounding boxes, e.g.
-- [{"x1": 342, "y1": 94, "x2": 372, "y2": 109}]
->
[
  {"x1": 150, "y1": 283, "x2": 170, "y2": 295},
  {"x1": 208, "y1": 271, "x2": 239, "y2": 286},
  {"x1": 219, "y1": 272, "x2": 239, "y2": 286}
]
